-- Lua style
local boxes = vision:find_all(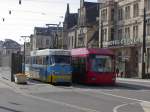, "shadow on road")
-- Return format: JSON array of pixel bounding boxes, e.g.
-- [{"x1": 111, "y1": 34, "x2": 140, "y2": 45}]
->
[
  {"x1": 116, "y1": 82, "x2": 150, "y2": 90},
  {"x1": 69, "y1": 82, "x2": 150, "y2": 91},
  {"x1": 0, "y1": 106, "x2": 23, "y2": 112},
  {"x1": 24, "y1": 79, "x2": 150, "y2": 91}
]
